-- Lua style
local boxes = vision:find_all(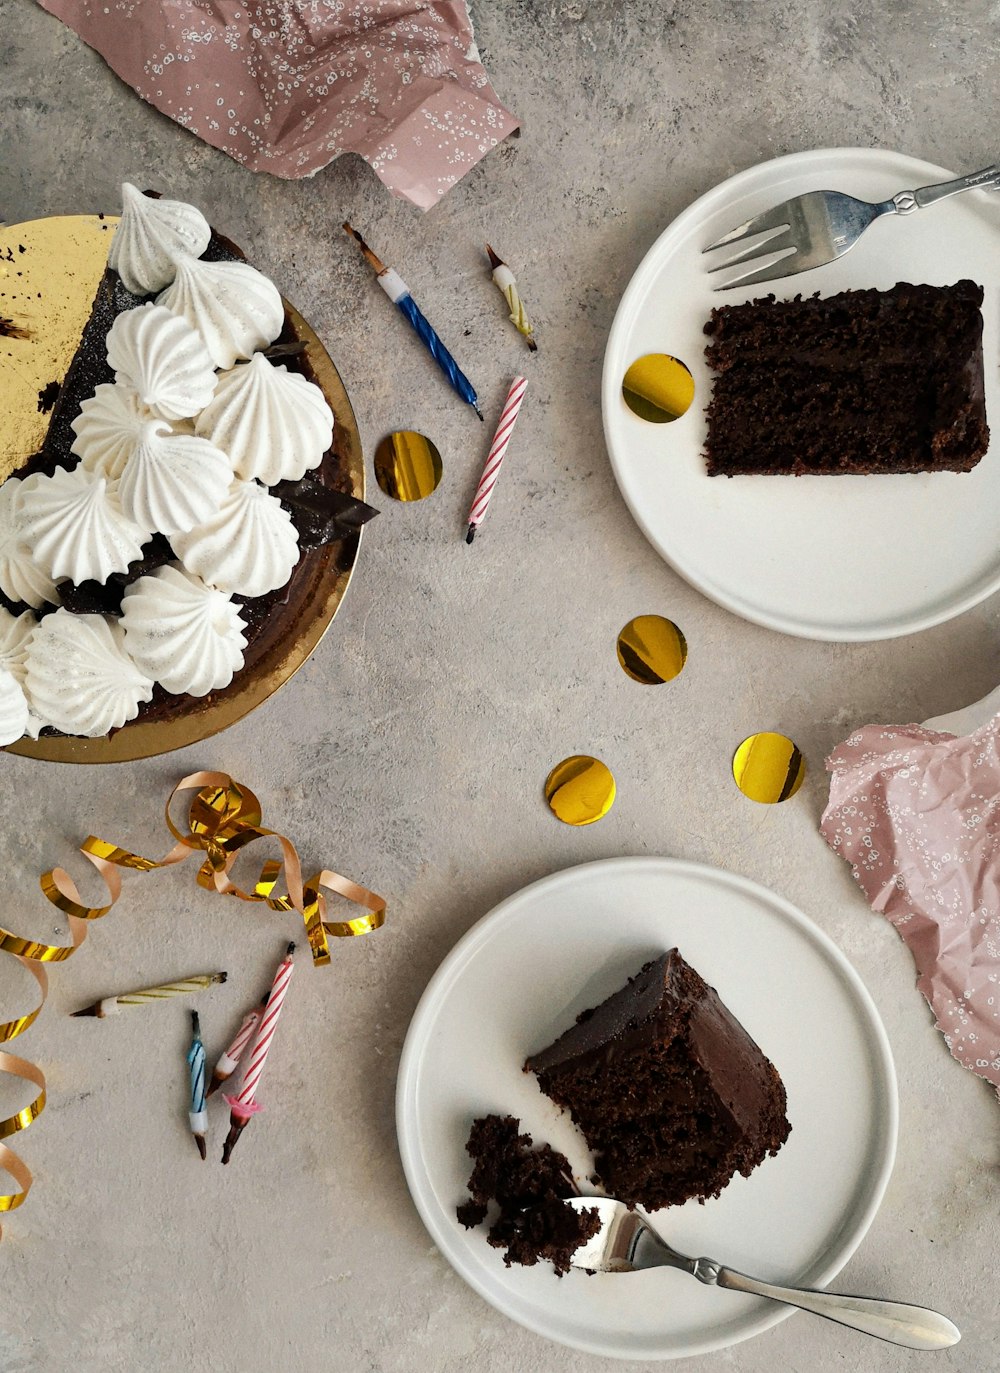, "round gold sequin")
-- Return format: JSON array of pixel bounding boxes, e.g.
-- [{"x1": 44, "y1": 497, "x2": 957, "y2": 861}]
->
[
  {"x1": 545, "y1": 756, "x2": 616, "y2": 826},
  {"x1": 617, "y1": 615, "x2": 687, "y2": 684},
  {"x1": 622, "y1": 353, "x2": 695, "y2": 423},
  {"x1": 374, "y1": 430, "x2": 442, "y2": 501},
  {"x1": 732, "y1": 733, "x2": 805, "y2": 804}
]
